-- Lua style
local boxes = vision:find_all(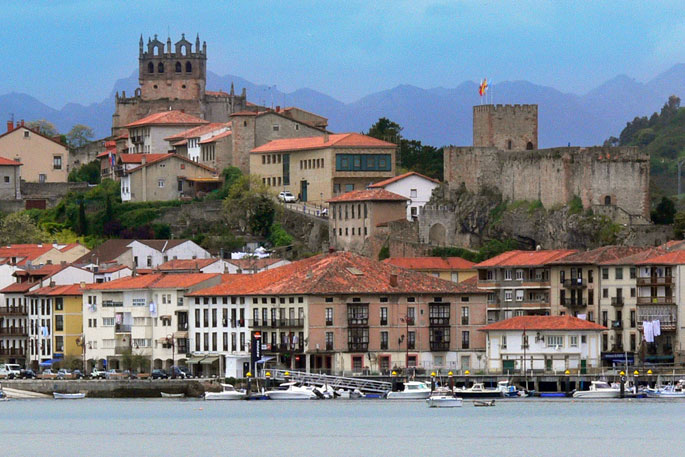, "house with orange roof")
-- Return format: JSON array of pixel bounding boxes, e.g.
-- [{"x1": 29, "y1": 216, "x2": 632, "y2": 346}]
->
[
  {"x1": 382, "y1": 256, "x2": 477, "y2": 283},
  {"x1": 369, "y1": 171, "x2": 440, "y2": 220},
  {"x1": 0, "y1": 120, "x2": 68, "y2": 182},
  {"x1": 328, "y1": 188, "x2": 408, "y2": 256},
  {"x1": 120, "y1": 153, "x2": 218, "y2": 202},
  {"x1": 165, "y1": 122, "x2": 231, "y2": 164},
  {"x1": 0, "y1": 156, "x2": 22, "y2": 200},
  {"x1": 250, "y1": 132, "x2": 396, "y2": 206},
  {"x1": 124, "y1": 110, "x2": 209, "y2": 155},
  {"x1": 82, "y1": 273, "x2": 221, "y2": 372},
  {"x1": 475, "y1": 249, "x2": 576, "y2": 324},
  {"x1": 479, "y1": 315, "x2": 606, "y2": 373},
  {"x1": 188, "y1": 250, "x2": 488, "y2": 376}
]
